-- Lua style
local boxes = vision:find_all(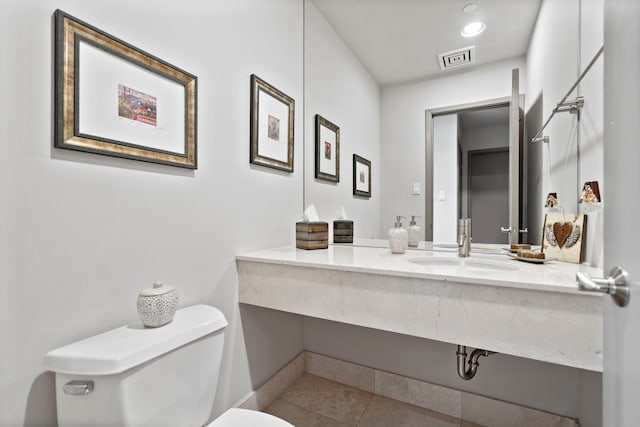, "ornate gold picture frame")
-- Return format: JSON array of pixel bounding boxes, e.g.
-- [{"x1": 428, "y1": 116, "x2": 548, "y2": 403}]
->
[
  {"x1": 54, "y1": 10, "x2": 197, "y2": 169},
  {"x1": 250, "y1": 74, "x2": 295, "y2": 172},
  {"x1": 353, "y1": 154, "x2": 371, "y2": 198},
  {"x1": 315, "y1": 114, "x2": 340, "y2": 182}
]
